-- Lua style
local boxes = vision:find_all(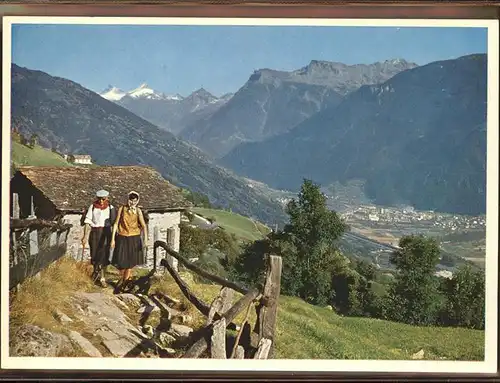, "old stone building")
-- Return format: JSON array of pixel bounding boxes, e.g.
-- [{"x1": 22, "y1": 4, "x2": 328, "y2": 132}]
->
[{"x1": 10, "y1": 165, "x2": 192, "y2": 270}]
